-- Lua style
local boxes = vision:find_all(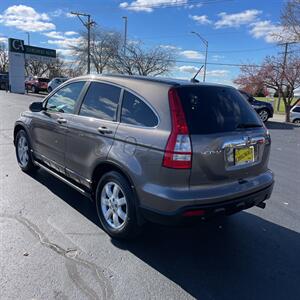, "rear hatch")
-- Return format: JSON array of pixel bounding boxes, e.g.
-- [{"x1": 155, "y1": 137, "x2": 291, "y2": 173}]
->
[{"x1": 176, "y1": 85, "x2": 270, "y2": 187}]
